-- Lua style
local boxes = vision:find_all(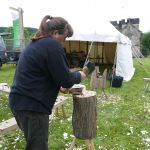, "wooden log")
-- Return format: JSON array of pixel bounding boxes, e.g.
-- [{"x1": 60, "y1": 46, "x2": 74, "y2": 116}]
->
[
  {"x1": 0, "y1": 118, "x2": 18, "y2": 134},
  {"x1": 72, "y1": 91, "x2": 97, "y2": 139},
  {"x1": 69, "y1": 84, "x2": 86, "y2": 95}
]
